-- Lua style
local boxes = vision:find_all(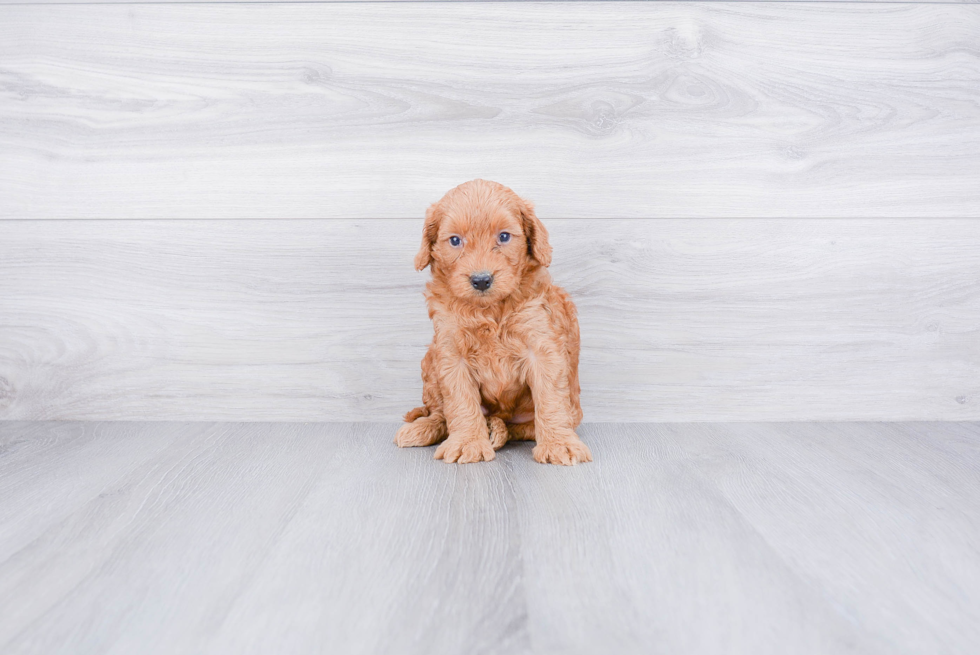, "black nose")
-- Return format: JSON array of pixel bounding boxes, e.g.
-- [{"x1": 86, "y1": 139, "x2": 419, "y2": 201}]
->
[{"x1": 470, "y1": 273, "x2": 494, "y2": 292}]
